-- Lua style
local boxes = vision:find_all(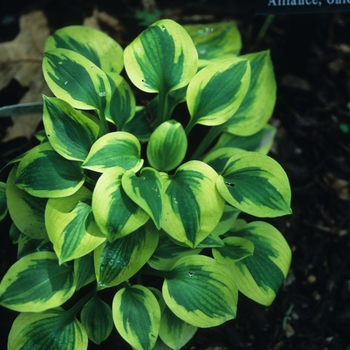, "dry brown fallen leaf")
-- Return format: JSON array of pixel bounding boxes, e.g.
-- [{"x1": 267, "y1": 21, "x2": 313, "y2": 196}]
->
[
  {"x1": 0, "y1": 9, "x2": 124, "y2": 143},
  {"x1": 0, "y1": 10, "x2": 51, "y2": 142},
  {"x1": 83, "y1": 7, "x2": 124, "y2": 43}
]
